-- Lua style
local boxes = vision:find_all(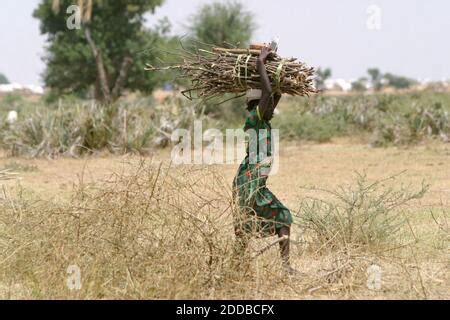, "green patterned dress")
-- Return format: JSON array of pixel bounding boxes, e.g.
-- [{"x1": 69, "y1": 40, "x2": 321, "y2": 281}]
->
[{"x1": 233, "y1": 105, "x2": 293, "y2": 237}]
